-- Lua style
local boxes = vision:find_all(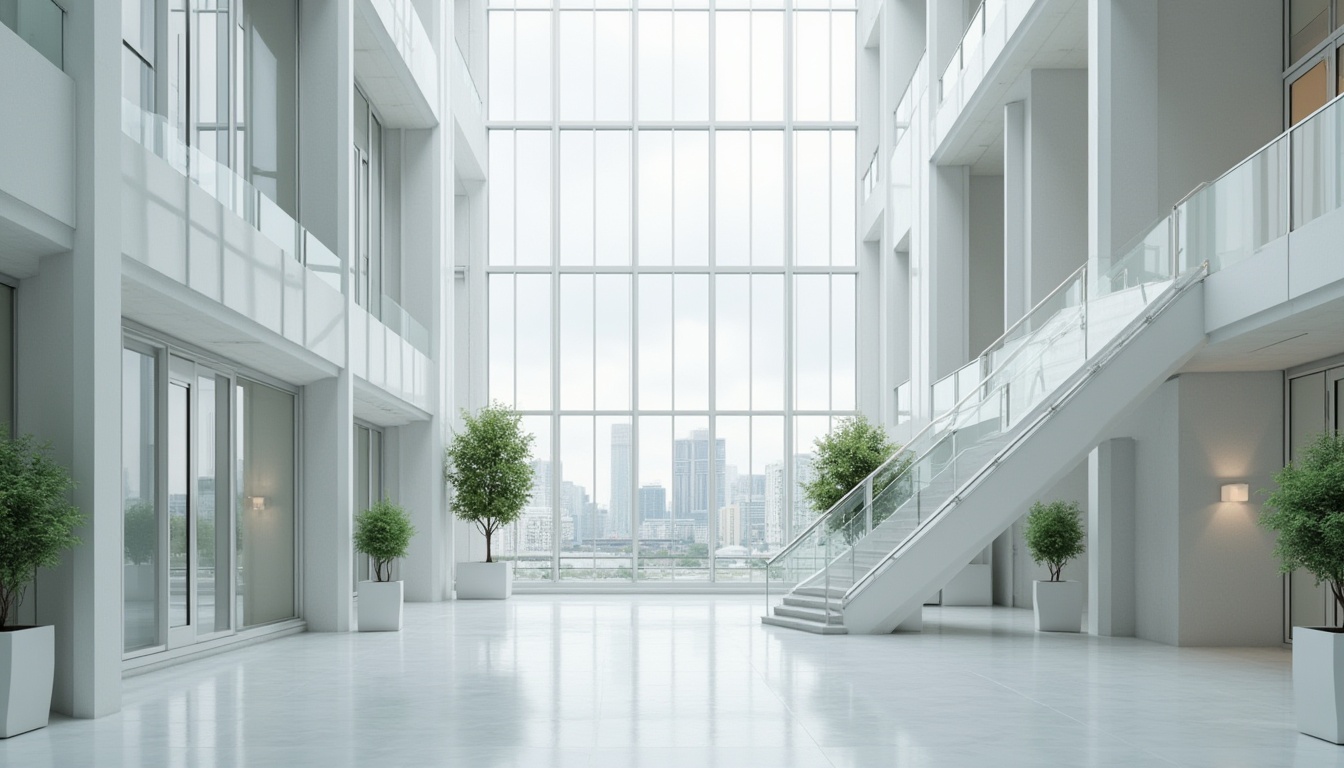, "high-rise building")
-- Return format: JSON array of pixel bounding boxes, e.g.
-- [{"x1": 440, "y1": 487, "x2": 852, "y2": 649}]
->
[
  {"x1": 610, "y1": 423, "x2": 632, "y2": 536},
  {"x1": 638, "y1": 484, "x2": 668, "y2": 521},
  {"x1": 672, "y1": 429, "x2": 725, "y2": 527}
]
